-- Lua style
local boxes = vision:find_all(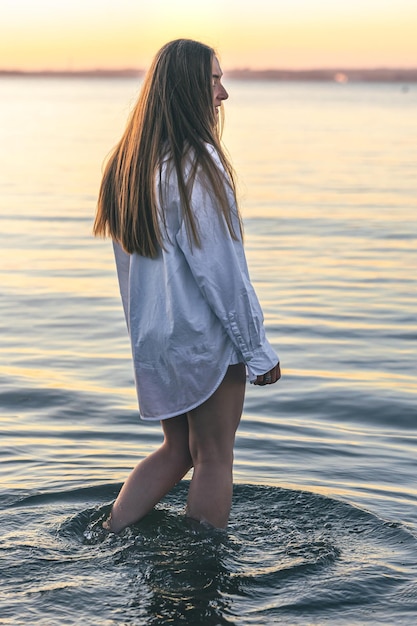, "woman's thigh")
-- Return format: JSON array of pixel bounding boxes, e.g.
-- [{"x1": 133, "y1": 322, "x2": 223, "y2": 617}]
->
[
  {"x1": 187, "y1": 363, "x2": 246, "y2": 462},
  {"x1": 161, "y1": 413, "x2": 190, "y2": 452}
]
